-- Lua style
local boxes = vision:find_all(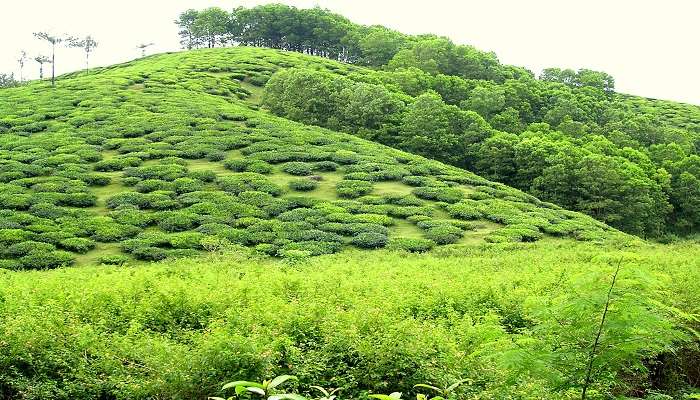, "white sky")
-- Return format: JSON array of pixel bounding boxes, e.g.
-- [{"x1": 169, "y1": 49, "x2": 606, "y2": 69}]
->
[{"x1": 2, "y1": 0, "x2": 699, "y2": 105}]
